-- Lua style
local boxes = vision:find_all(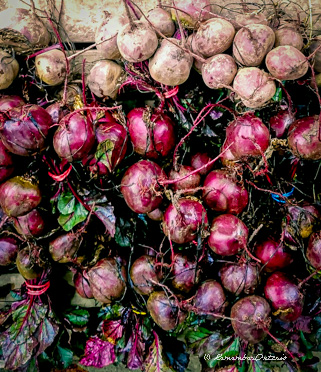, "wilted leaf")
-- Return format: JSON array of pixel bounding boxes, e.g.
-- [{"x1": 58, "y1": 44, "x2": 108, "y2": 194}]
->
[
  {"x1": 115, "y1": 218, "x2": 133, "y2": 247},
  {"x1": 102, "y1": 319, "x2": 124, "y2": 344},
  {"x1": 58, "y1": 202, "x2": 88, "y2": 231},
  {"x1": 127, "y1": 331, "x2": 145, "y2": 370},
  {"x1": 95, "y1": 139, "x2": 115, "y2": 173},
  {"x1": 94, "y1": 205, "x2": 116, "y2": 237},
  {"x1": 80, "y1": 336, "x2": 115, "y2": 368},
  {"x1": 57, "y1": 192, "x2": 75, "y2": 215},
  {"x1": 36, "y1": 317, "x2": 59, "y2": 356},
  {"x1": 144, "y1": 333, "x2": 175, "y2": 372}
]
